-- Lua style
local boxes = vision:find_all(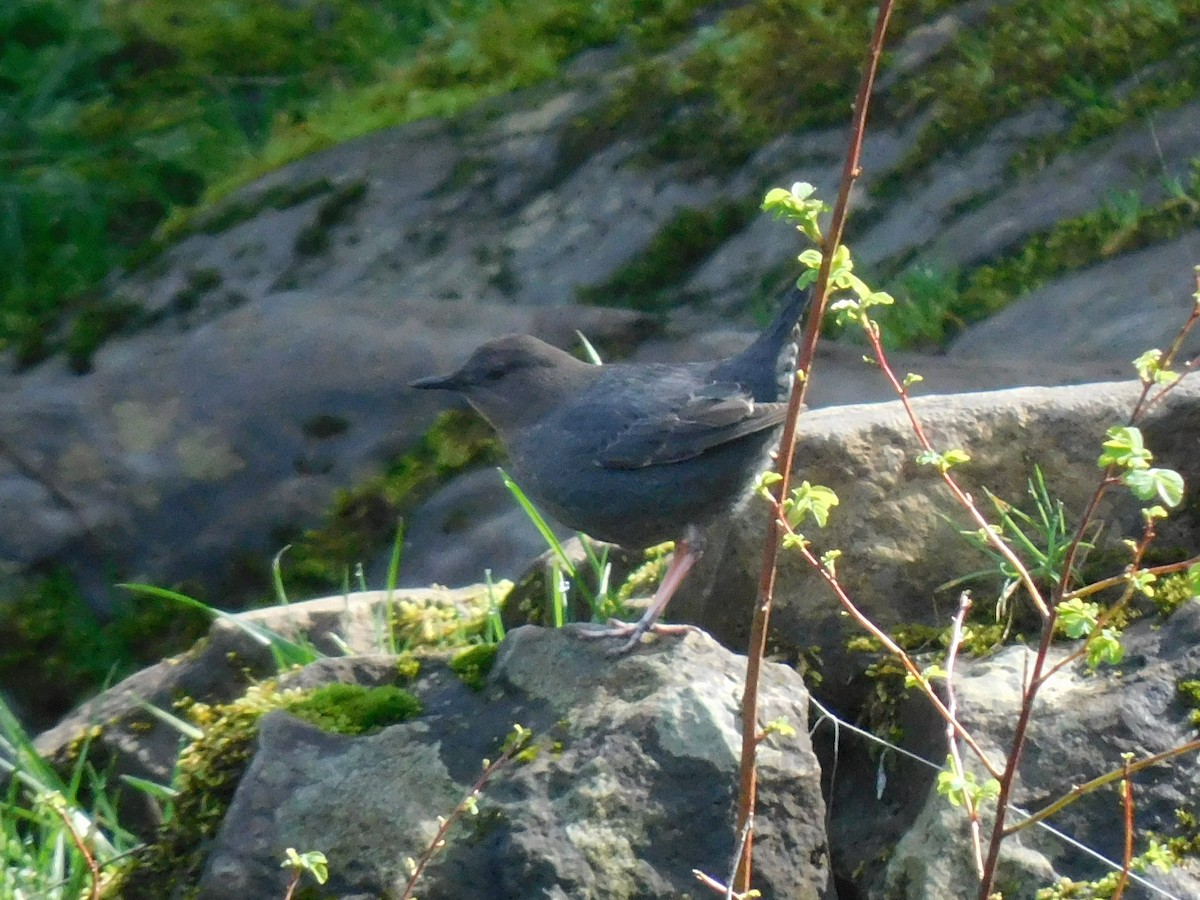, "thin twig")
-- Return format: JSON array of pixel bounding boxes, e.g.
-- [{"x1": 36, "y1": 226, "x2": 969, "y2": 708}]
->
[
  {"x1": 1112, "y1": 757, "x2": 1136, "y2": 900},
  {"x1": 1003, "y1": 738, "x2": 1200, "y2": 836},
  {"x1": 782, "y1": 512, "x2": 1001, "y2": 778},
  {"x1": 976, "y1": 274, "x2": 1200, "y2": 897},
  {"x1": 734, "y1": 0, "x2": 898, "y2": 891},
  {"x1": 943, "y1": 592, "x2": 986, "y2": 876},
  {"x1": 861, "y1": 324, "x2": 1051, "y2": 619},
  {"x1": 47, "y1": 800, "x2": 102, "y2": 900},
  {"x1": 399, "y1": 733, "x2": 529, "y2": 900}
]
